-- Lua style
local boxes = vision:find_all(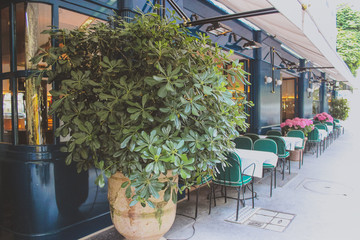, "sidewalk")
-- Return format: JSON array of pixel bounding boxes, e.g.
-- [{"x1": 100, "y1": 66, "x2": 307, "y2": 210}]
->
[{"x1": 86, "y1": 94, "x2": 360, "y2": 240}]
